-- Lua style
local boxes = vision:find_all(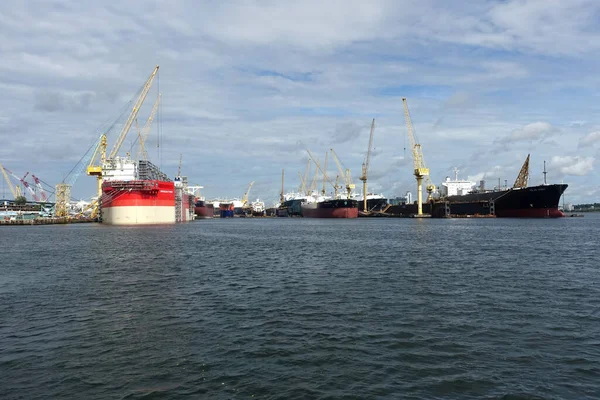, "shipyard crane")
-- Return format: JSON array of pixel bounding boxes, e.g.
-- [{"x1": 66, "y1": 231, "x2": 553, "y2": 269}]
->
[
  {"x1": 84, "y1": 66, "x2": 159, "y2": 217},
  {"x1": 177, "y1": 154, "x2": 183, "y2": 178},
  {"x1": 31, "y1": 174, "x2": 47, "y2": 201},
  {"x1": 241, "y1": 181, "x2": 254, "y2": 207},
  {"x1": 513, "y1": 154, "x2": 530, "y2": 188},
  {"x1": 108, "y1": 66, "x2": 160, "y2": 160},
  {"x1": 402, "y1": 97, "x2": 434, "y2": 216},
  {"x1": 135, "y1": 94, "x2": 161, "y2": 161},
  {"x1": 280, "y1": 169, "x2": 285, "y2": 205},
  {"x1": 20, "y1": 173, "x2": 39, "y2": 201},
  {"x1": 321, "y1": 151, "x2": 328, "y2": 196},
  {"x1": 306, "y1": 149, "x2": 338, "y2": 197},
  {"x1": 0, "y1": 162, "x2": 20, "y2": 200},
  {"x1": 359, "y1": 119, "x2": 375, "y2": 212},
  {"x1": 330, "y1": 148, "x2": 354, "y2": 199}
]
